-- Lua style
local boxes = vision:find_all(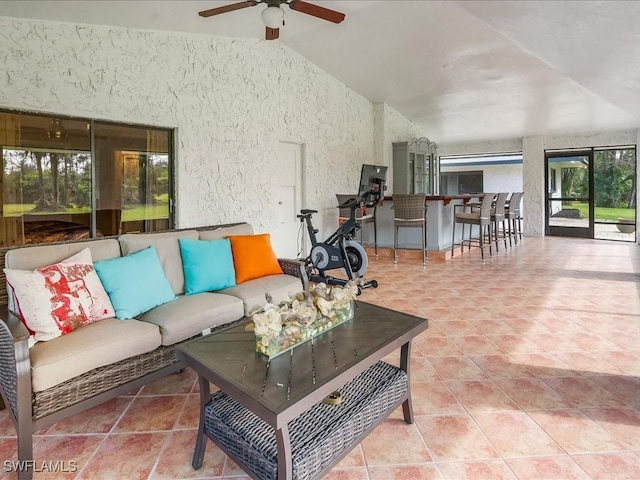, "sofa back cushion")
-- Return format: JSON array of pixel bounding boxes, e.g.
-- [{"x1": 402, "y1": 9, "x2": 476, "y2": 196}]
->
[
  {"x1": 118, "y1": 230, "x2": 198, "y2": 295},
  {"x1": 4, "y1": 239, "x2": 121, "y2": 315},
  {"x1": 5, "y1": 238, "x2": 121, "y2": 271},
  {"x1": 4, "y1": 248, "x2": 115, "y2": 342},
  {"x1": 198, "y1": 223, "x2": 254, "y2": 241}
]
